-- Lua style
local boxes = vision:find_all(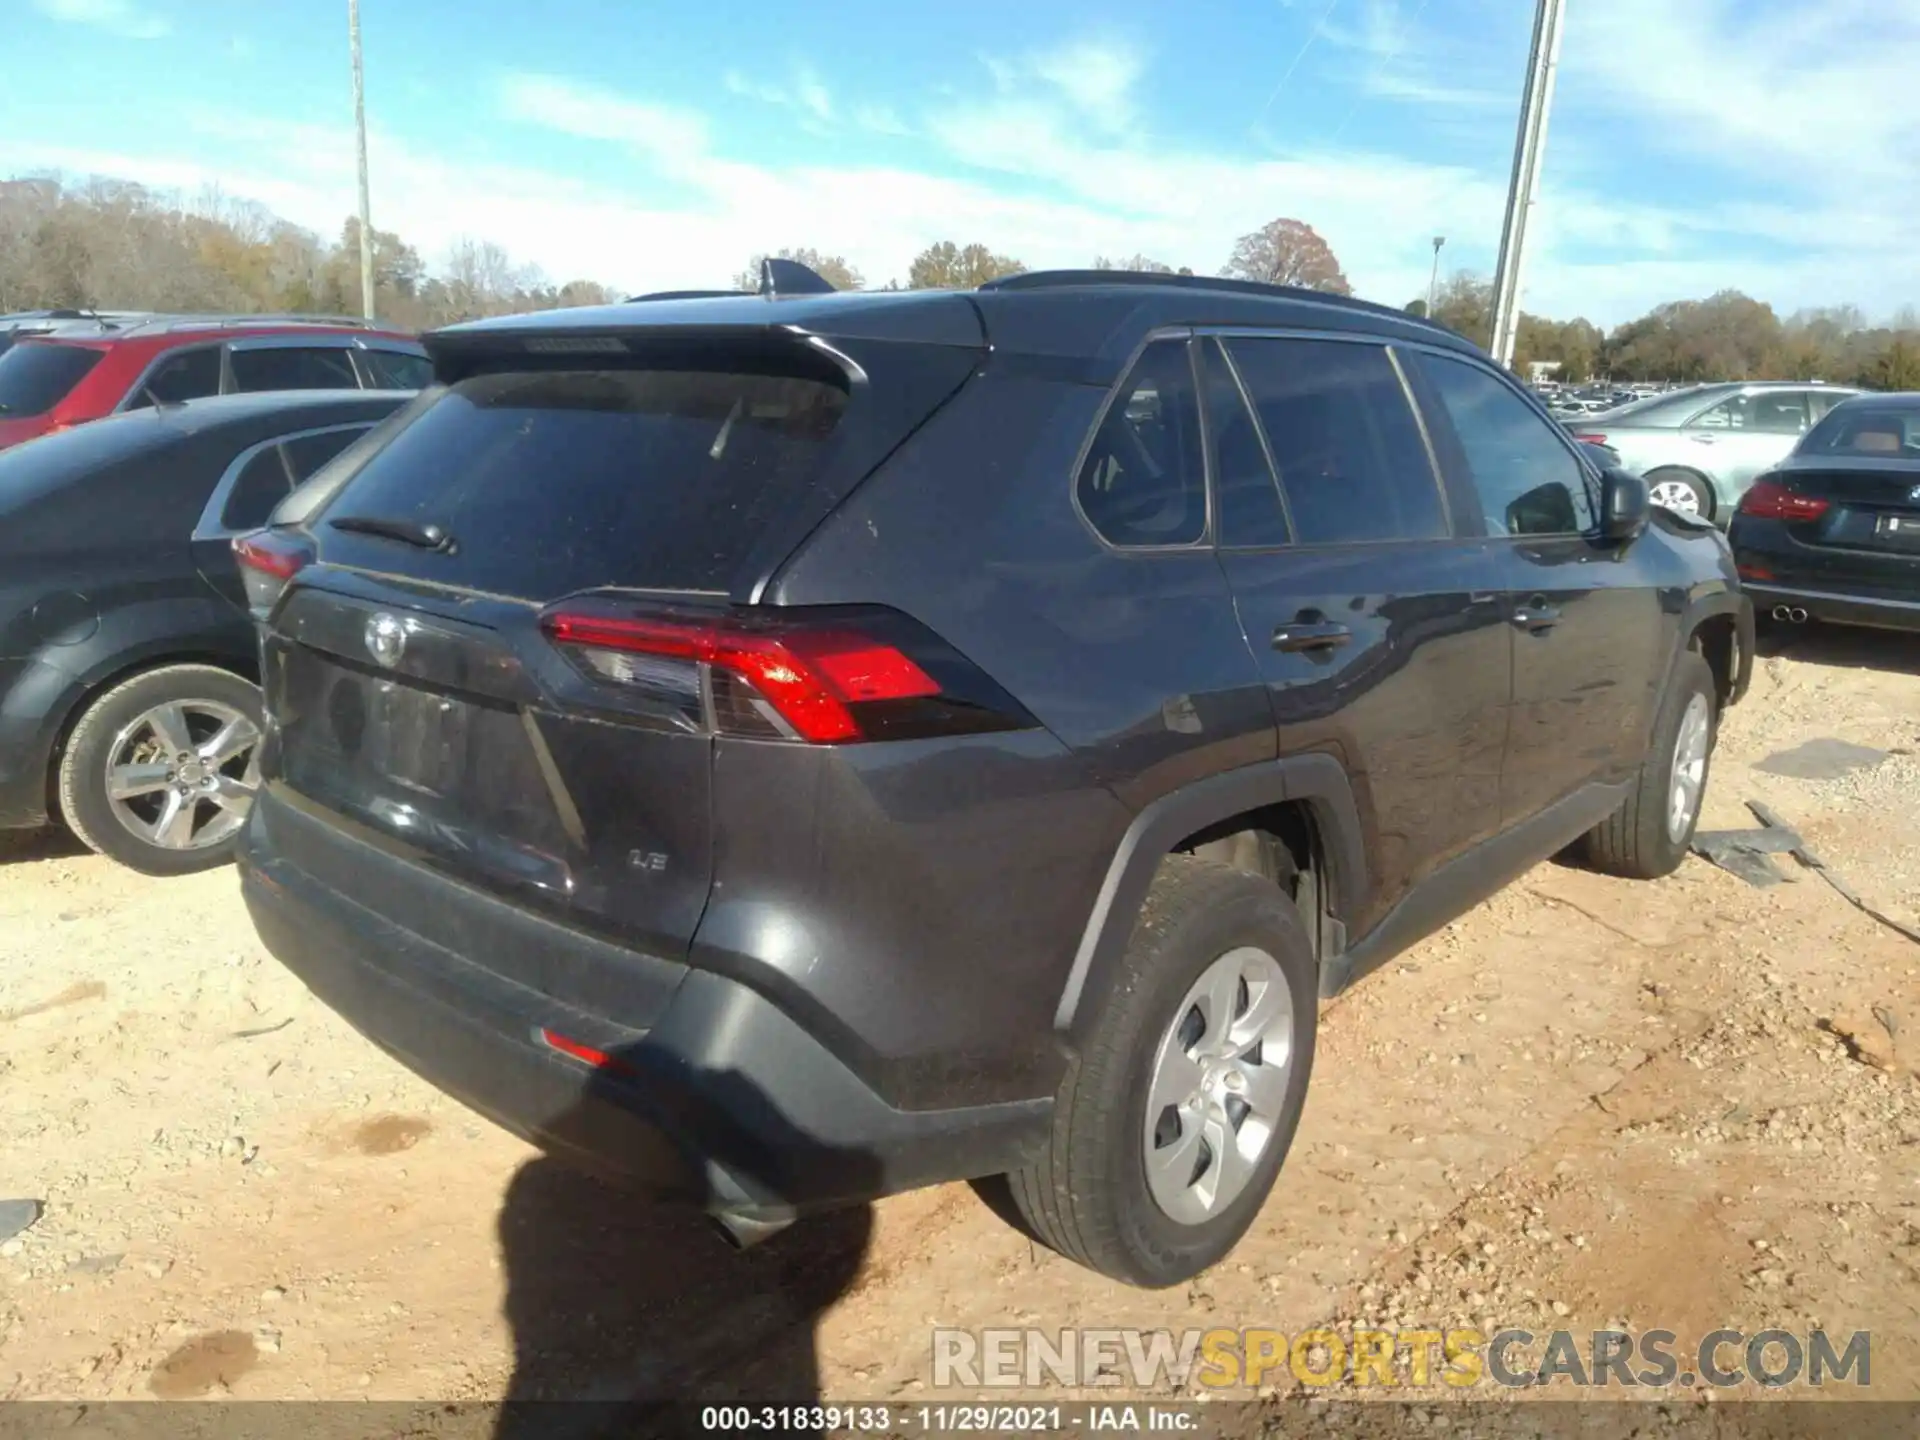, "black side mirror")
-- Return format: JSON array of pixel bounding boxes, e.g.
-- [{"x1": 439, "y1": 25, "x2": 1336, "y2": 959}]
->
[{"x1": 1599, "y1": 467, "x2": 1649, "y2": 543}]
